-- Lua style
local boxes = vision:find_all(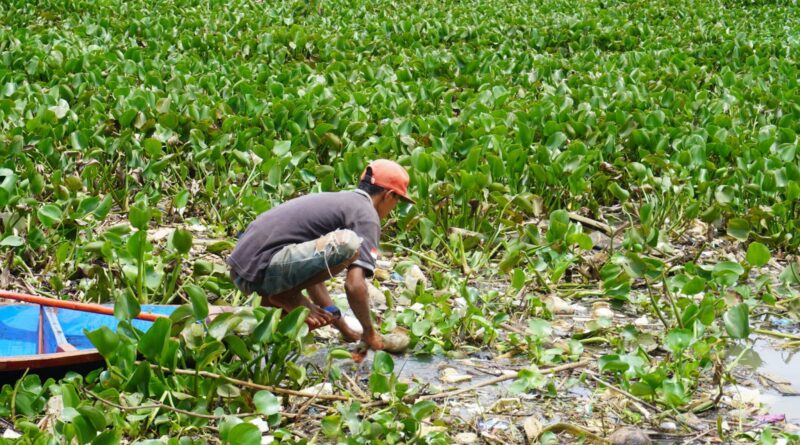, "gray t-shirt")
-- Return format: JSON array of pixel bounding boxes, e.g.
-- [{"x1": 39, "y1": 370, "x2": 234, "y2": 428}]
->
[{"x1": 228, "y1": 190, "x2": 380, "y2": 282}]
